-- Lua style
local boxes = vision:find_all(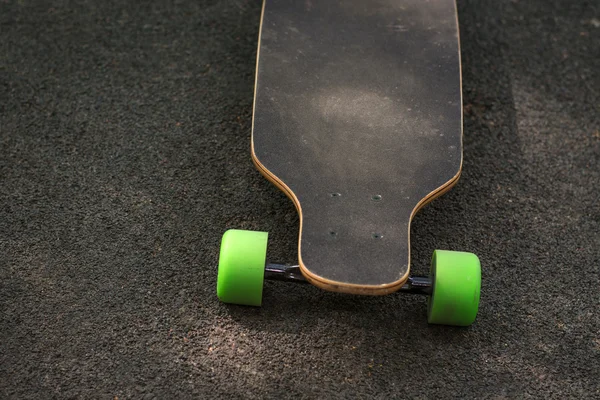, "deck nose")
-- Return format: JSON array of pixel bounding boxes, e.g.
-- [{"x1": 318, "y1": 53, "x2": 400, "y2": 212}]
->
[{"x1": 298, "y1": 193, "x2": 412, "y2": 289}]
